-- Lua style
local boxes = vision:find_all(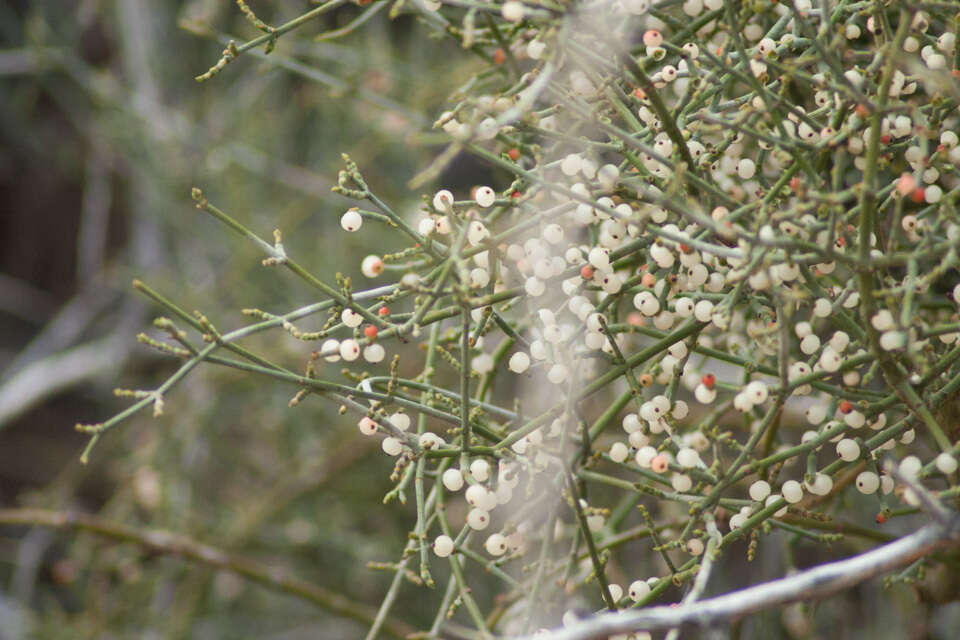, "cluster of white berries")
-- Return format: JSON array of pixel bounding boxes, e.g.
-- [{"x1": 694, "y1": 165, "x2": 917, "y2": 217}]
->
[
  {"x1": 432, "y1": 458, "x2": 531, "y2": 559},
  {"x1": 312, "y1": 0, "x2": 960, "y2": 634}
]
